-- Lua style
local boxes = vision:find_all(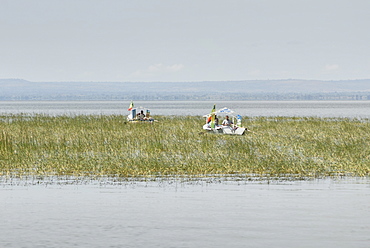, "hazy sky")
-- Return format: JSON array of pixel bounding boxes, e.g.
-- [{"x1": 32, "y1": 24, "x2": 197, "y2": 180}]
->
[{"x1": 1, "y1": 0, "x2": 370, "y2": 82}]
